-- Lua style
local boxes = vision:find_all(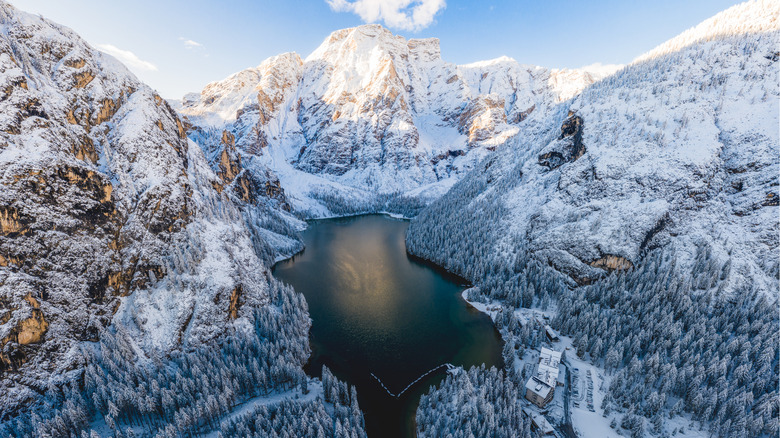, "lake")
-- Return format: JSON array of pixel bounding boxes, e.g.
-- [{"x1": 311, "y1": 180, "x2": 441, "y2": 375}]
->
[{"x1": 273, "y1": 214, "x2": 503, "y2": 437}]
